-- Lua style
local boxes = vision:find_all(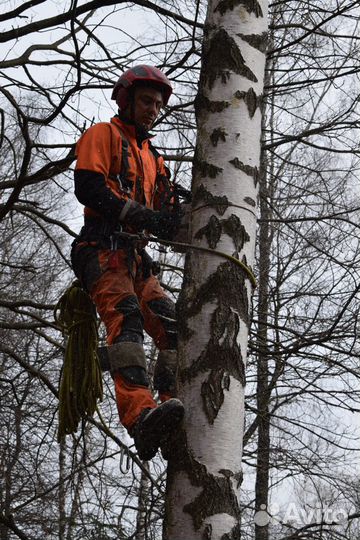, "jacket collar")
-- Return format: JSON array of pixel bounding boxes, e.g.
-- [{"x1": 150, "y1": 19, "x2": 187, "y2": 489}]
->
[{"x1": 112, "y1": 113, "x2": 154, "y2": 146}]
